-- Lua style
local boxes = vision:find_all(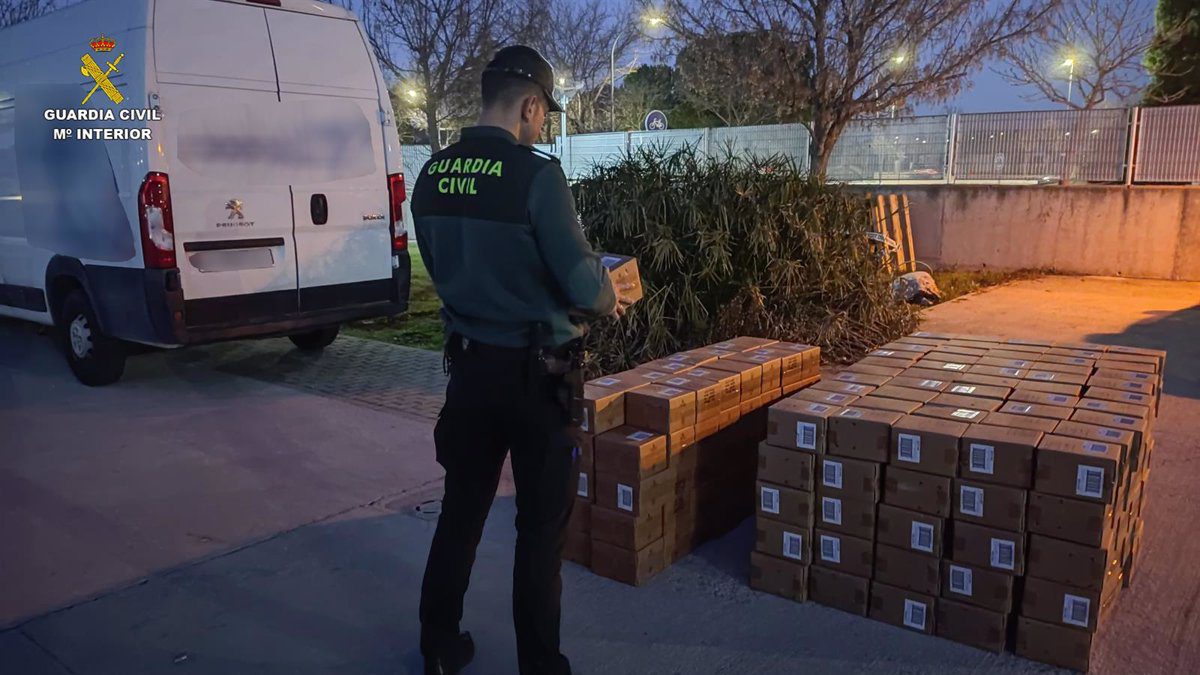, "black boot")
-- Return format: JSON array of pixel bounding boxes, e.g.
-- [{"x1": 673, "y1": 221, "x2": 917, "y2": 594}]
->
[{"x1": 424, "y1": 631, "x2": 475, "y2": 675}]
